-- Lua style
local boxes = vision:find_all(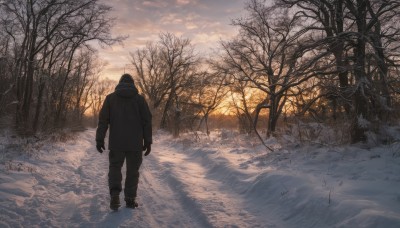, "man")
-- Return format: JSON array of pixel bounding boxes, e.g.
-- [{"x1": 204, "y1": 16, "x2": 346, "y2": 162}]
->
[{"x1": 96, "y1": 73, "x2": 152, "y2": 211}]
